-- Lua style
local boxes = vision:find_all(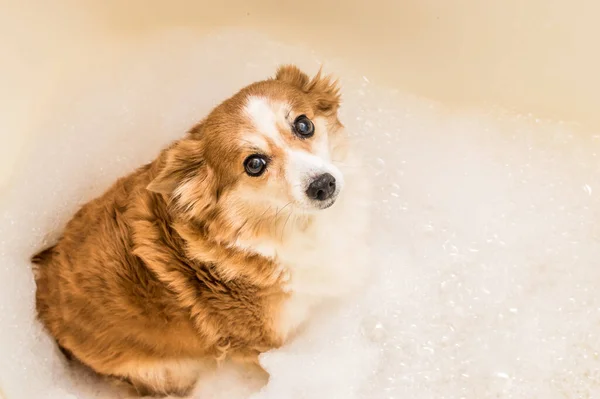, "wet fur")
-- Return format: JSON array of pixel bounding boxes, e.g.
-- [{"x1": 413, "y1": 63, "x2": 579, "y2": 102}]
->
[{"x1": 32, "y1": 66, "x2": 369, "y2": 397}]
